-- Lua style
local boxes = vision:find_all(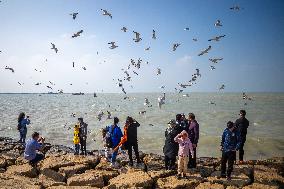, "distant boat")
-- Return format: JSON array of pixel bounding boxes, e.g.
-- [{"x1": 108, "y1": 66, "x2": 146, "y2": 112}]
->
[
  {"x1": 72, "y1": 92, "x2": 85, "y2": 95},
  {"x1": 94, "y1": 93, "x2": 97, "y2": 97}
]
